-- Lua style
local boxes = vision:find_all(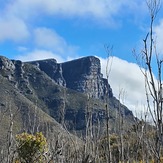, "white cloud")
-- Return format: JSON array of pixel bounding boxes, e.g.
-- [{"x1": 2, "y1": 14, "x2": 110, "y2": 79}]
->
[
  {"x1": 15, "y1": 27, "x2": 79, "y2": 63},
  {"x1": 17, "y1": 46, "x2": 28, "y2": 52},
  {"x1": 34, "y1": 27, "x2": 78, "y2": 55},
  {"x1": 15, "y1": 49, "x2": 65, "y2": 63},
  {"x1": 154, "y1": 19, "x2": 163, "y2": 54},
  {"x1": 0, "y1": 0, "x2": 147, "y2": 42},
  {"x1": 2, "y1": 0, "x2": 147, "y2": 25},
  {"x1": 99, "y1": 56, "x2": 147, "y2": 117},
  {"x1": 99, "y1": 56, "x2": 162, "y2": 121},
  {"x1": 3, "y1": 0, "x2": 118, "y2": 18},
  {"x1": 0, "y1": 16, "x2": 29, "y2": 42}
]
